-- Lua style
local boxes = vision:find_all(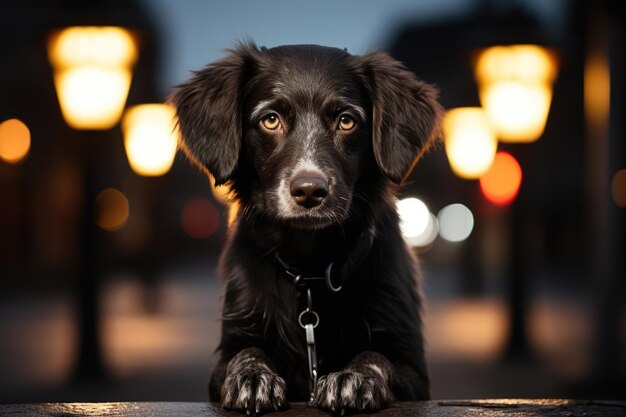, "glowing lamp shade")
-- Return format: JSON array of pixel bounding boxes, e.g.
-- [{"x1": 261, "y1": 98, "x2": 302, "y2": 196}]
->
[
  {"x1": 479, "y1": 152, "x2": 522, "y2": 206},
  {"x1": 475, "y1": 45, "x2": 558, "y2": 142},
  {"x1": 0, "y1": 119, "x2": 31, "y2": 164},
  {"x1": 122, "y1": 104, "x2": 178, "y2": 176},
  {"x1": 444, "y1": 107, "x2": 497, "y2": 179},
  {"x1": 48, "y1": 27, "x2": 137, "y2": 130}
]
